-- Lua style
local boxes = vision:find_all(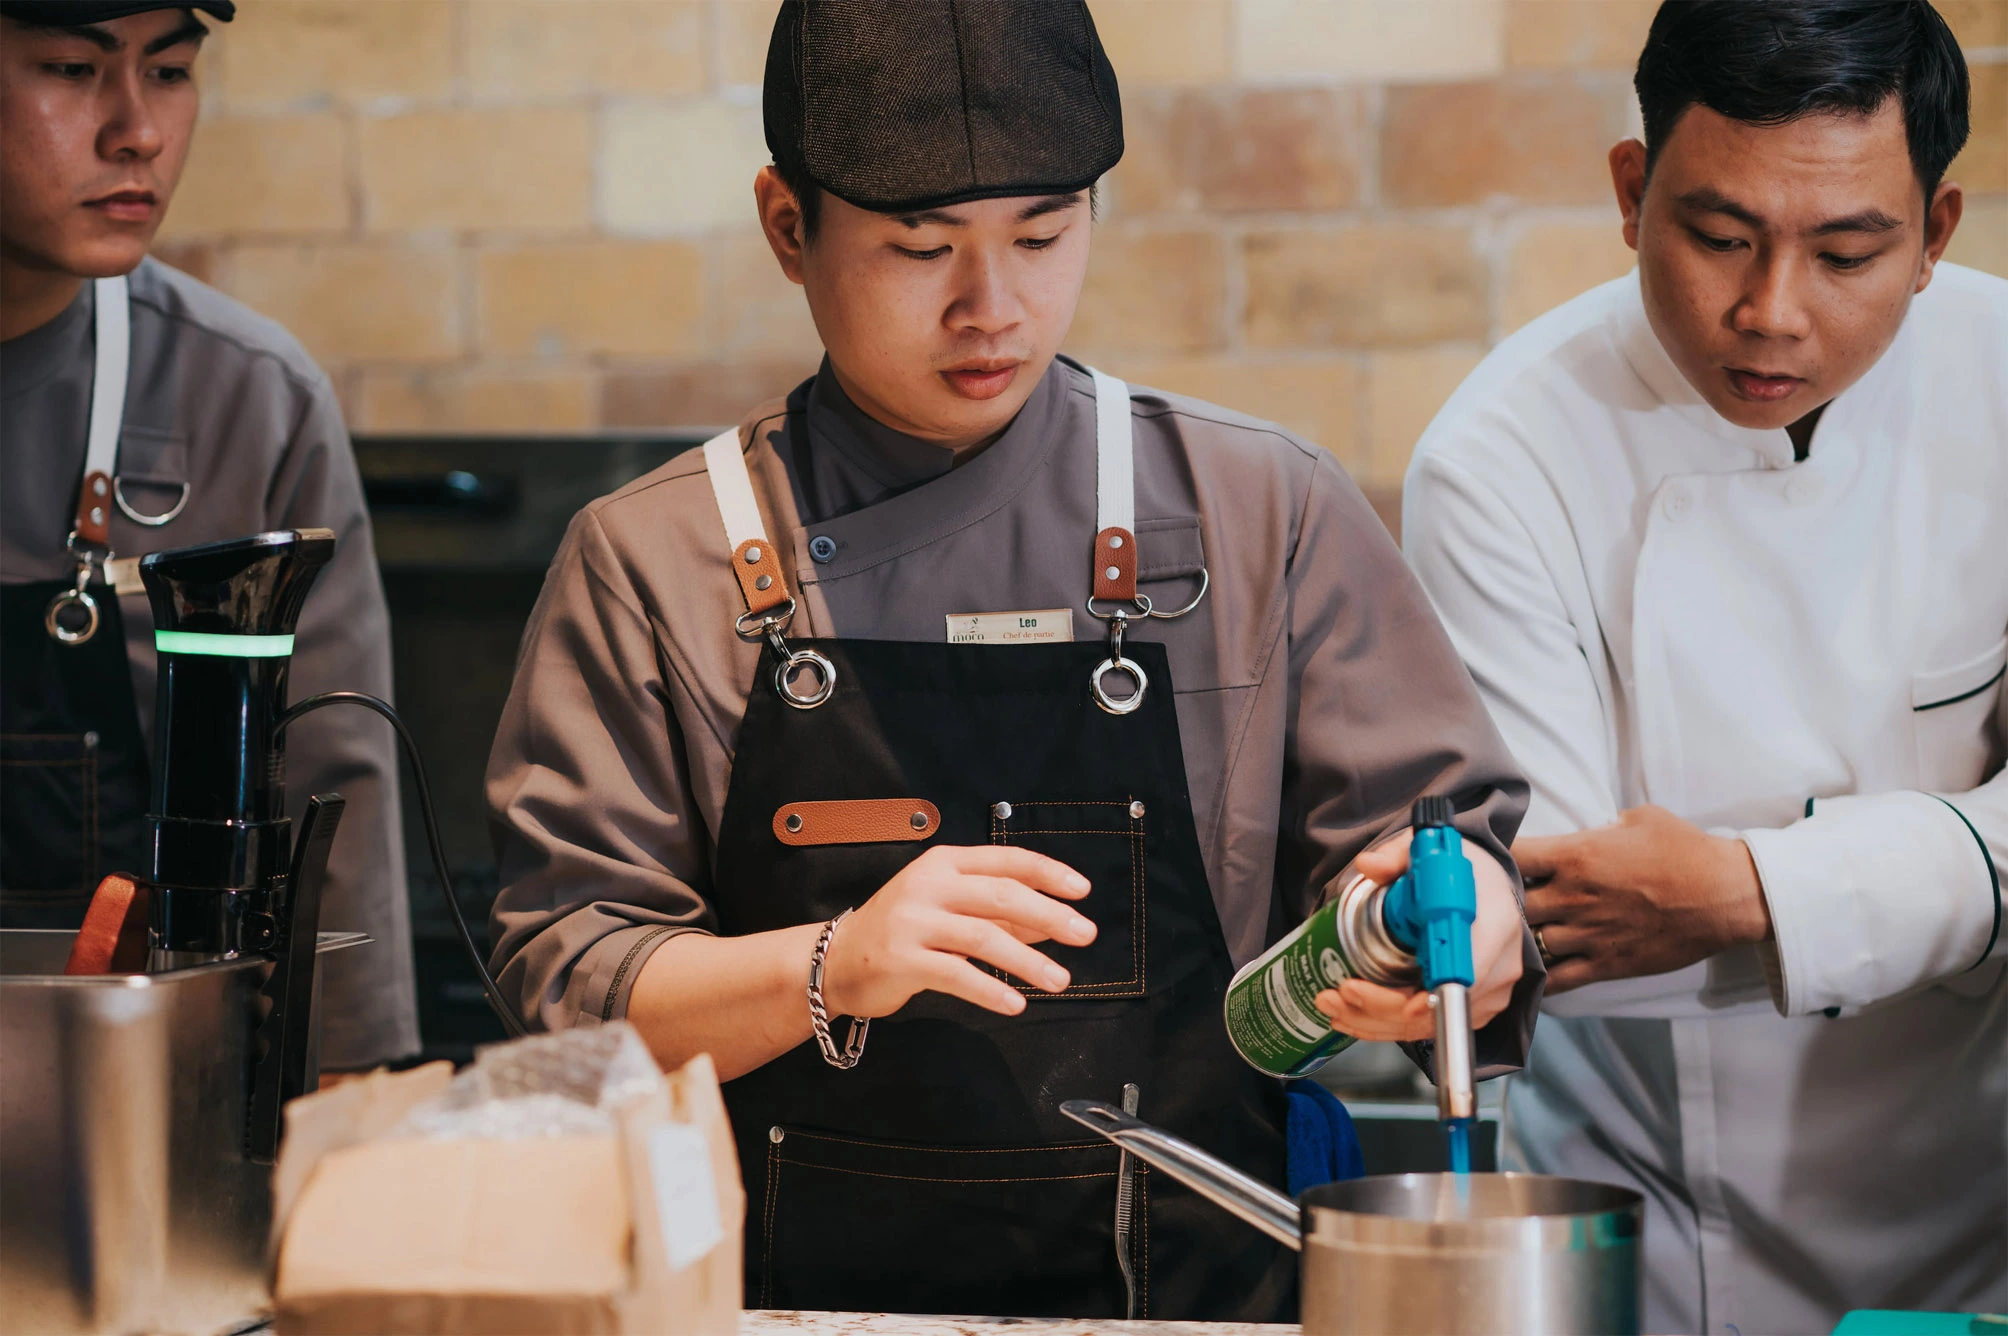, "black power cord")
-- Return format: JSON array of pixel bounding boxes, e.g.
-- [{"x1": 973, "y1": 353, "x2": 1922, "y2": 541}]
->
[{"x1": 275, "y1": 690, "x2": 527, "y2": 1038}]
